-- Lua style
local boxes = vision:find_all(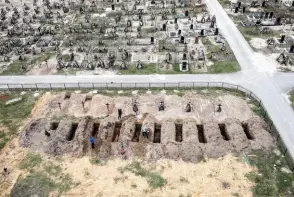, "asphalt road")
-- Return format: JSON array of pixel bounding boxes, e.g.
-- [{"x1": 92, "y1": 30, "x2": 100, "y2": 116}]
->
[{"x1": 0, "y1": 0, "x2": 294, "y2": 159}]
